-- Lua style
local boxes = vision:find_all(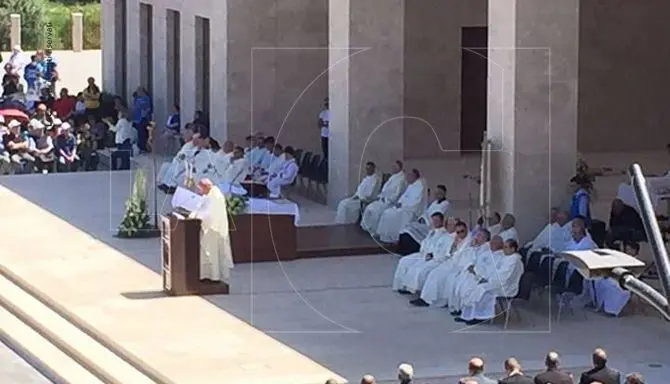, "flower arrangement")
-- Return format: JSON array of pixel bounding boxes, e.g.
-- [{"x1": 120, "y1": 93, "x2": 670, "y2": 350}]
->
[
  {"x1": 117, "y1": 169, "x2": 151, "y2": 238},
  {"x1": 226, "y1": 194, "x2": 249, "y2": 216}
]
